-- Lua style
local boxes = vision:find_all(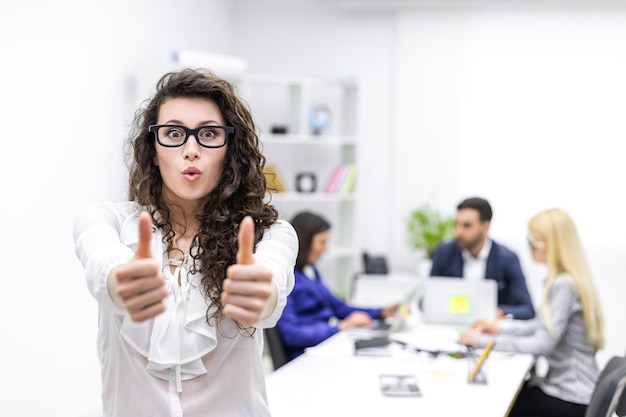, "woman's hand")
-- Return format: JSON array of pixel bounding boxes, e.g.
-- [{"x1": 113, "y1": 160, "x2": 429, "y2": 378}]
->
[
  {"x1": 380, "y1": 302, "x2": 401, "y2": 318},
  {"x1": 222, "y1": 216, "x2": 276, "y2": 326},
  {"x1": 459, "y1": 318, "x2": 502, "y2": 346},
  {"x1": 471, "y1": 320, "x2": 501, "y2": 335},
  {"x1": 458, "y1": 328, "x2": 482, "y2": 347},
  {"x1": 110, "y1": 212, "x2": 168, "y2": 322},
  {"x1": 338, "y1": 312, "x2": 374, "y2": 331}
]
